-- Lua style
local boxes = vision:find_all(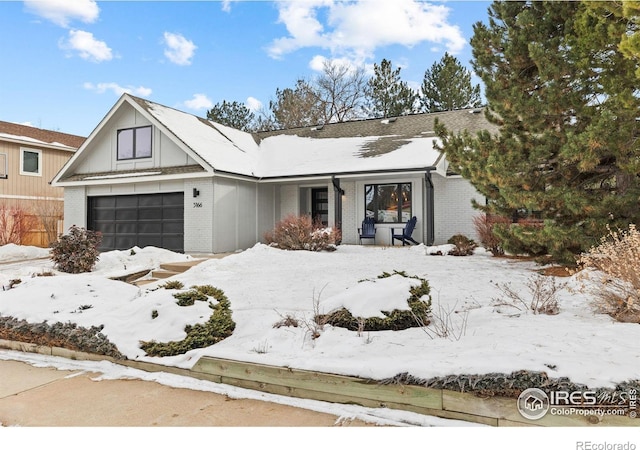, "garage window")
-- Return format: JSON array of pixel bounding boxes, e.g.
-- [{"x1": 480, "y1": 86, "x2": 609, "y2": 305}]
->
[{"x1": 117, "y1": 126, "x2": 152, "y2": 160}]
